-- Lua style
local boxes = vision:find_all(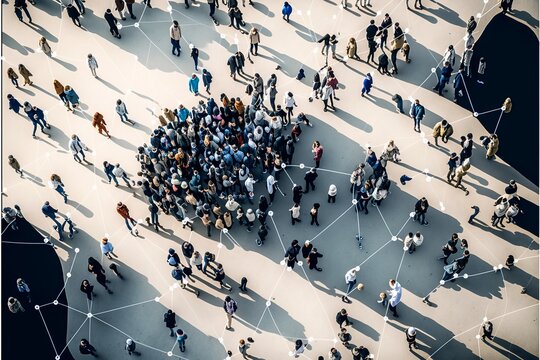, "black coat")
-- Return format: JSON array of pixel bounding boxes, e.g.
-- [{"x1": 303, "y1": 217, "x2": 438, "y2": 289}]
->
[
  {"x1": 104, "y1": 12, "x2": 118, "y2": 28},
  {"x1": 301, "y1": 244, "x2": 313, "y2": 258},
  {"x1": 366, "y1": 24, "x2": 378, "y2": 40},
  {"x1": 227, "y1": 56, "x2": 237, "y2": 73},
  {"x1": 67, "y1": 5, "x2": 80, "y2": 19}
]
